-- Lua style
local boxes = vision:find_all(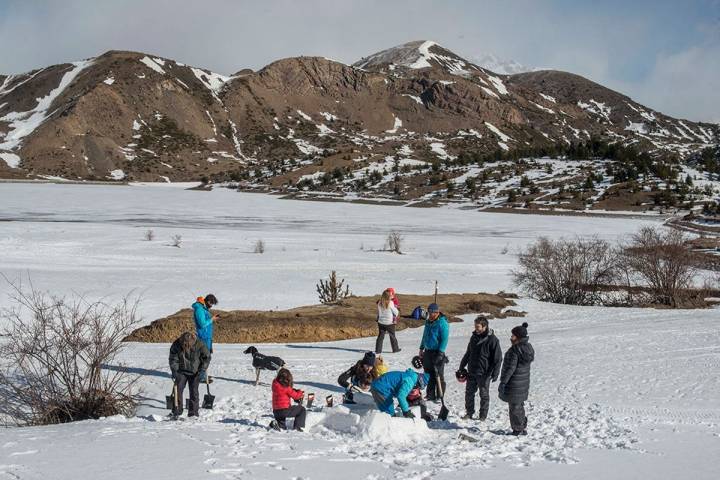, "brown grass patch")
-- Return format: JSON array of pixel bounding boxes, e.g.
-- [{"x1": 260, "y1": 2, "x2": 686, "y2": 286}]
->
[{"x1": 124, "y1": 292, "x2": 521, "y2": 344}]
